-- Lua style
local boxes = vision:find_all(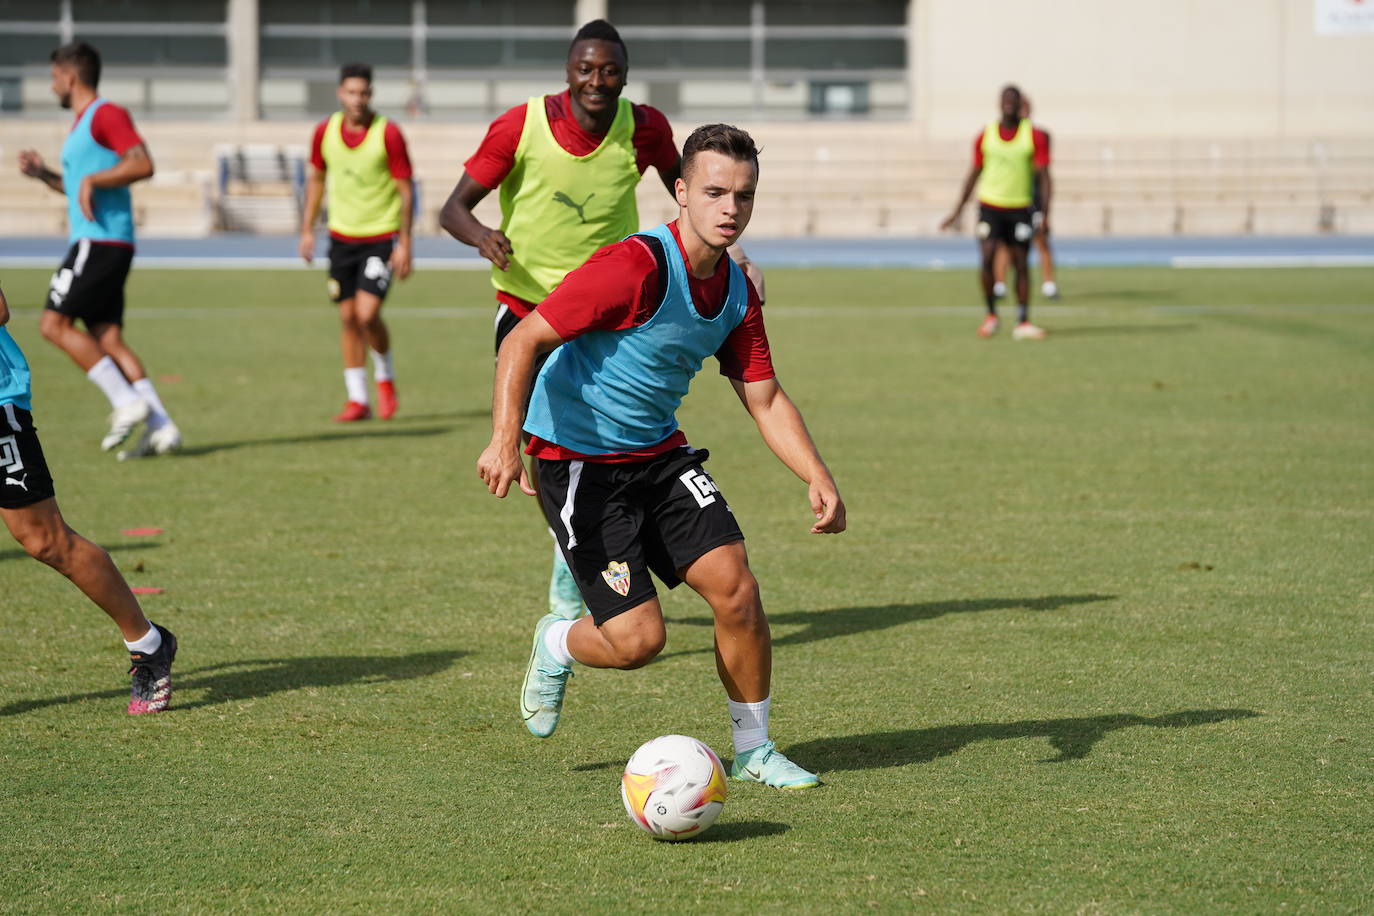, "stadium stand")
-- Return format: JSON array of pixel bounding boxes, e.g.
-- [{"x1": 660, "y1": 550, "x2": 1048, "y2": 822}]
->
[{"x1": 2, "y1": 120, "x2": 1371, "y2": 239}]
